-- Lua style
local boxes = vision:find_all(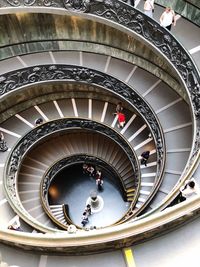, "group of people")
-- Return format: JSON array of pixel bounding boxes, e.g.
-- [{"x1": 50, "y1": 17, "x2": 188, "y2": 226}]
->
[
  {"x1": 139, "y1": 148, "x2": 200, "y2": 203},
  {"x1": 140, "y1": 149, "x2": 200, "y2": 204},
  {"x1": 121, "y1": 1, "x2": 177, "y2": 32},
  {"x1": 82, "y1": 164, "x2": 104, "y2": 191},
  {"x1": 81, "y1": 204, "x2": 92, "y2": 227},
  {"x1": 143, "y1": 1, "x2": 176, "y2": 31}
]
